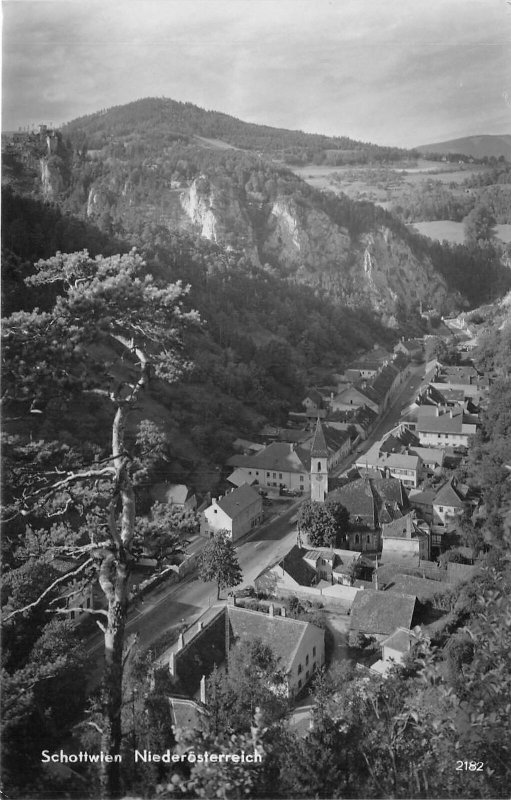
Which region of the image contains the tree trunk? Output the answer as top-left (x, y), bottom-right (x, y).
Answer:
top-left (100, 595), bottom-right (127, 798)
top-left (98, 404), bottom-right (135, 798)
top-left (217, 581), bottom-right (221, 601)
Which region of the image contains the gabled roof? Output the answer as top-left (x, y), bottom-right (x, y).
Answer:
top-left (433, 480), bottom-right (466, 509)
top-left (350, 590), bottom-right (417, 636)
top-left (227, 469), bottom-right (257, 488)
top-left (214, 484), bottom-right (261, 518)
top-left (151, 483), bottom-right (192, 505)
top-left (303, 388), bottom-right (323, 406)
top-left (381, 627), bottom-right (420, 653)
top-left (228, 605), bottom-right (322, 674)
top-left (327, 478), bottom-right (376, 527)
top-left (382, 513), bottom-right (419, 539)
top-left (227, 442), bottom-right (309, 473)
top-left (416, 407), bottom-right (467, 434)
top-left (280, 545), bottom-right (318, 586)
top-left (371, 364), bottom-right (399, 402)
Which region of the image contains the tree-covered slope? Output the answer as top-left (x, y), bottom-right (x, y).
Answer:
top-left (63, 97), bottom-right (418, 166)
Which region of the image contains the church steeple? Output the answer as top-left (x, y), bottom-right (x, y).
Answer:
top-left (310, 418), bottom-right (328, 503)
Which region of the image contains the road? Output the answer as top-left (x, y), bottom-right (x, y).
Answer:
top-left (87, 499), bottom-right (302, 669)
top-left (331, 362), bottom-right (425, 477)
top-left (87, 361), bottom-right (426, 668)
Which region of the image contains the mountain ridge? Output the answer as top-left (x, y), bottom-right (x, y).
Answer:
top-left (416, 134), bottom-right (511, 161)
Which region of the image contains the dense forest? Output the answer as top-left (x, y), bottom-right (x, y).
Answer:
top-left (63, 97), bottom-right (418, 166)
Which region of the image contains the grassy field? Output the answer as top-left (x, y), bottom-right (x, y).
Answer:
top-left (410, 221), bottom-right (511, 245)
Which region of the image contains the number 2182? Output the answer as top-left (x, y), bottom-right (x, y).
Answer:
top-left (456, 761), bottom-right (483, 771)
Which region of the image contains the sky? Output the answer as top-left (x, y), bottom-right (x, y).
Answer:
top-left (2, 0), bottom-right (510, 148)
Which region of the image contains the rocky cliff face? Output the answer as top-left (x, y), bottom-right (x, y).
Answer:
top-left (40, 158), bottom-right (64, 200)
top-left (179, 178), bottom-right (453, 315)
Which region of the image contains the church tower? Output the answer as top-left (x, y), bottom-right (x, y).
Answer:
top-left (310, 418), bottom-right (329, 503)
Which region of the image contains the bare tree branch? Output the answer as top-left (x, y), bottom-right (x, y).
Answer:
top-left (49, 606), bottom-right (109, 619)
top-left (2, 558), bottom-right (94, 622)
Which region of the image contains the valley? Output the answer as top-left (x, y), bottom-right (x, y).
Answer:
top-left (2, 96), bottom-right (511, 800)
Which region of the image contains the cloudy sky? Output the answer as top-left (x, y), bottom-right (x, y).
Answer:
top-left (2, 0), bottom-right (510, 147)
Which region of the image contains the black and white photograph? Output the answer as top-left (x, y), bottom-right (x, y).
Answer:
top-left (2, 1), bottom-right (511, 798)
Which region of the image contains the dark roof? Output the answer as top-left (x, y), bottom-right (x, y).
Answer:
top-left (433, 480), bottom-right (466, 509)
top-left (216, 484), bottom-right (261, 518)
top-left (280, 546), bottom-right (318, 586)
top-left (327, 478), bottom-right (375, 527)
top-left (228, 606), bottom-right (320, 674)
top-left (371, 364), bottom-right (399, 402)
top-left (381, 513), bottom-right (417, 539)
top-left (350, 590), bottom-right (417, 636)
top-left (303, 388), bottom-right (324, 406)
top-left (372, 477), bottom-right (405, 507)
top-left (384, 575), bottom-right (450, 602)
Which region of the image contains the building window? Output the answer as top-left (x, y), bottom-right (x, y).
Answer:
top-left (313, 646), bottom-right (316, 657)
top-left (306, 654), bottom-right (309, 665)
top-left (266, 472), bottom-right (270, 477)
top-left (273, 472), bottom-right (276, 478)
top-left (438, 506), bottom-right (444, 512)
top-left (279, 473), bottom-right (282, 478)
top-left (300, 475), bottom-right (304, 482)
top-left (306, 670), bottom-right (310, 679)
top-left (298, 663), bottom-right (302, 674)
top-left (298, 679), bottom-right (302, 688)
top-left (317, 462), bottom-right (322, 471)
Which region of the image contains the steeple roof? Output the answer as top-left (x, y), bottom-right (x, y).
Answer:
top-left (310, 418), bottom-right (328, 459)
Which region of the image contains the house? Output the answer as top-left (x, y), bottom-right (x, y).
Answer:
top-left (327, 475), bottom-right (408, 552)
top-left (255, 545), bottom-right (363, 593)
top-left (161, 602), bottom-right (325, 699)
top-left (348, 589), bottom-right (418, 645)
top-left (227, 468), bottom-right (258, 488)
top-left (255, 545), bottom-right (319, 594)
top-left (226, 442), bottom-right (310, 493)
top-left (200, 484), bottom-right (263, 541)
top-left (326, 405), bottom-right (378, 440)
top-left (371, 627), bottom-right (421, 675)
top-left (330, 384), bottom-right (381, 415)
top-left (432, 479), bottom-right (467, 531)
top-left (416, 406), bottom-right (478, 448)
top-left (150, 483), bottom-right (197, 510)
top-left (394, 338), bottom-right (424, 359)
top-left (303, 548), bottom-right (362, 586)
top-left (302, 388), bottom-right (325, 414)
top-left (381, 512), bottom-right (430, 562)
top-left (355, 446), bottom-right (422, 488)
top-left (370, 363), bottom-right (401, 411)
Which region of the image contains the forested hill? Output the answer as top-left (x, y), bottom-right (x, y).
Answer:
top-left (63, 97), bottom-right (418, 166)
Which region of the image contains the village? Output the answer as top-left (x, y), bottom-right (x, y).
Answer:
top-left (54, 314), bottom-right (494, 735)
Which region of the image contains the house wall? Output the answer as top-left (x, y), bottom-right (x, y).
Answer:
top-left (382, 644), bottom-right (407, 664)
top-left (331, 387), bottom-right (379, 414)
top-left (418, 430), bottom-right (471, 448)
top-left (243, 467), bottom-right (310, 493)
top-left (432, 503), bottom-right (464, 529)
top-left (288, 624), bottom-right (325, 697)
top-left (201, 496), bottom-right (263, 541)
top-left (348, 529), bottom-right (380, 552)
top-left (382, 537), bottom-right (425, 560)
